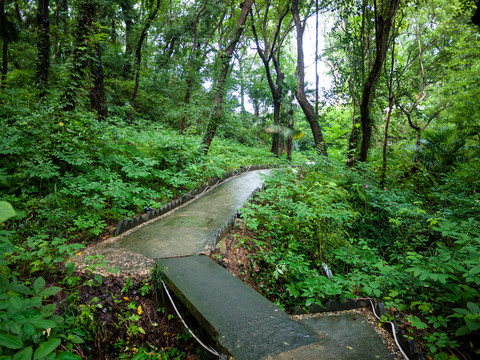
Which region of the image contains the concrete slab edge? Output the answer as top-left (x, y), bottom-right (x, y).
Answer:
top-left (113, 164), bottom-right (276, 237)
top-left (298, 298), bottom-right (425, 360)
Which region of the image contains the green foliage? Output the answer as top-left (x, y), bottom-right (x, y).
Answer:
top-left (239, 156), bottom-right (480, 356)
top-left (419, 126), bottom-right (469, 175)
top-left (0, 274), bottom-right (81, 359)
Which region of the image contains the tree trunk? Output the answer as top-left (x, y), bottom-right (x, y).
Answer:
top-left (287, 106), bottom-right (294, 162)
top-left (54, 0), bottom-right (59, 62)
top-left (35, 0), bottom-right (50, 96)
top-left (62, 0), bottom-right (96, 111)
top-left (292, 0), bottom-right (327, 157)
top-left (180, 0), bottom-right (208, 134)
top-left (202, 0), bottom-right (255, 155)
top-left (0, 0), bottom-right (7, 89)
top-left (250, 4), bottom-right (289, 157)
top-left (346, 118), bottom-right (360, 167)
top-left (90, 43), bottom-right (108, 119)
top-left (359, 0), bottom-right (400, 162)
top-left (128, 0), bottom-right (160, 122)
top-left (121, 0), bottom-right (135, 77)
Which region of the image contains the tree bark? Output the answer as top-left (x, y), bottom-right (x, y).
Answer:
top-left (180, 0), bottom-right (208, 134)
top-left (90, 43), bottom-right (108, 119)
top-left (121, 0), bottom-right (136, 77)
top-left (128, 0), bottom-right (160, 121)
top-left (250, 4), bottom-right (289, 157)
top-left (62, 0), bottom-right (96, 111)
top-left (359, 0), bottom-right (400, 162)
top-left (292, 0), bottom-right (327, 157)
top-left (0, 0), bottom-right (7, 89)
top-left (380, 25), bottom-right (396, 187)
top-left (35, 0), bottom-right (50, 96)
top-left (202, 0), bottom-right (255, 155)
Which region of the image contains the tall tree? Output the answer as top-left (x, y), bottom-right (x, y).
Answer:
top-left (202, 0), bottom-right (255, 155)
top-left (90, 43), bottom-right (108, 119)
top-left (53, 0), bottom-right (68, 63)
top-left (35, 0), bottom-right (50, 96)
top-left (0, 0), bottom-right (7, 88)
top-left (62, 0), bottom-right (96, 111)
top-left (291, 0), bottom-right (327, 156)
top-left (179, 0), bottom-right (208, 134)
top-left (128, 0), bottom-right (160, 121)
top-left (120, 0), bottom-right (136, 77)
top-left (251, 1), bottom-right (292, 157)
top-left (380, 21), bottom-right (396, 187)
top-left (359, 0), bottom-right (400, 162)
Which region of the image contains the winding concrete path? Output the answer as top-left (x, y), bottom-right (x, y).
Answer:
top-left (79, 169), bottom-right (396, 359)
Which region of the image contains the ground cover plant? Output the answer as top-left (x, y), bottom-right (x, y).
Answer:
top-left (235, 158), bottom-right (480, 359)
top-left (0, 105), bottom-right (286, 358)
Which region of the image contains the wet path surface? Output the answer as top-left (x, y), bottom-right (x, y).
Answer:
top-left (77, 169), bottom-right (397, 359)
top-left (115, 169), bottom-right (271, 258)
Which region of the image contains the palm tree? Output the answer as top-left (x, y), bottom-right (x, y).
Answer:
top-left (418, 126), bottom-right (468, 174)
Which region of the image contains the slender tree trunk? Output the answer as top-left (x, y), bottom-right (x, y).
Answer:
top-left (251, 4), bottom-right (289, 157)
top-left (90, 43), bottom-right (108, 119)
top-left (35, 0), bottom-right (50, 96)
top-left (359, 0), bottom-right (400, 162)
top-left (121, 0), bottom-right (135, 77)
top-left (62, 0), bottom-right (68, 35)
top-left (292, 0), bottom-right (327, 157)
top-left (53, 0), bottom-right (59, 63)
top-left (180, 0), bottom-right (208, 134)
top-left (380, 21), bottom-right (397, 186)
top-left (287, 106), bottom-right (294, 162)
top-left (202, 0), bottom-right (255, 155)
top-left (346, 0), bottom-right (367, 167)
top-left (128, 0), bottom-right (160, 121)
top-left (0, 0), bottom-right (7, 89)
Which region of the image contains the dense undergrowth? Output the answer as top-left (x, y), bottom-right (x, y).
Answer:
top-left (0, 103), bottom-right (288, 359)
top-left (239, 158), bottom-right (480, 359)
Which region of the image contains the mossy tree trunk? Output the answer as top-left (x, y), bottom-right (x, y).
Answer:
top-left (62, 0), bottom-right (96, 111)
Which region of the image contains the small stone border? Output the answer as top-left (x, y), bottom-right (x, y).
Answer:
top-left (113, 164), bottom-right (275, 237)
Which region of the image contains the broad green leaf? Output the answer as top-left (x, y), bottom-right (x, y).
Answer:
top-left (13, 347), bottom-right (33, 360)
top-left (32, 278), bottom-right (46, 294)
top-left (56, 352), bottom-right (82, 360)
top-left (33, 338), bottom-right (61, 360)
top-left (0, 202), bottom-right (16, 223)
top-left (467, 302), bottom-right (479, 315)
top-left (455, 325), bottom-right (471, 336)
top-left (0, 332), bottom-right (24, 349)
top-left (7, 296), bottom-right (24, 314)
top-left (29, 319), bottom-right (56, 330)
top-left (453, 308), bottom-right (470, 316)
top-left (39, 304), bottom-right (56, 318)
top-left (39, 287), bottom-right (62, 298)
top-left (466, 320), bottom-right (480, 331)
top-left (407, 316), bottom-right (428, 330)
